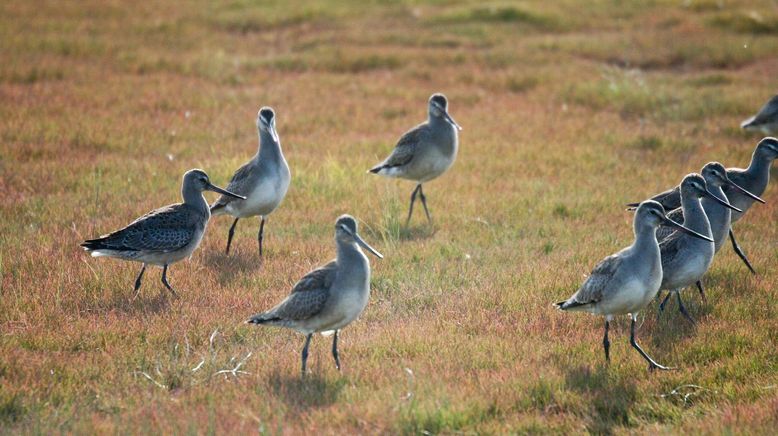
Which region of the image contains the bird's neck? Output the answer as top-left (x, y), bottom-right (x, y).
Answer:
top-left (681, 195), bottom-right (711, 236)
top-left (257, 130), bottom-right (284, 162)
top-left (701, 183), bottom-right (730, 245)
top-left (634, 223), bottom-right (660, 252)
top-left (182, 185), bottom-right (209, 216)
top-left (745, 150), bottom-right (772, 187)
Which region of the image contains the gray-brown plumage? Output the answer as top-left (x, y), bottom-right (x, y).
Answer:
top-left (210, 107), bottom-right (291, 255)
top-left (81, 169), bottom-right (244, 297)
top-left (369, 93), bottom-right (461, 225)
top-left (741, 95), bottom-right (778, 134)
top-left (247, 215), bottom-right (383, 376)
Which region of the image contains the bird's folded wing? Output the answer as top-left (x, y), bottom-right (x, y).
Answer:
top-left (650, 186), bottom-right (682, 211)
top-left (380, 125), bottom-right (429, 168)
top-left (268, 261), bottom-right (338, 320)
top-left (213, 162), bottom-right (255, 207)
top-left (573, 254), bottom-right (623, 305)
top-left (101, 204), bottom-right (196, 252)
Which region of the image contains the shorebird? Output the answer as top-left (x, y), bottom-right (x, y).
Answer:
top-left (638, 163), bottom-right (762, 302)
top-left (555, 201), bottom-right (711, 370)
top-left (81, 169), bottom-right (245, 297)
top-left (211, 107), bottom-right (291, 255)
top-left (656, 174), bottom-right (738, 323)
top-left (720, 137), bottom-right (778, 271)
top-left (369, 93), bottom-right (461, 225)
top-left (247, 215), bottom-right (383, 376)
top-left (741, 95), bottom-right (778, 135)
top-left (630, 138), bottom-right (776, 273)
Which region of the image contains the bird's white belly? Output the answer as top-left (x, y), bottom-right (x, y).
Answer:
top-left (228, 178), bottom-right (288, 218)
top-left (139, 226), bottom-right (206, 266)
top-left (313, 288), bottom-right (369, 333)
top-left (664, 253), bottom-right (710, 290)
top-left (419, 149), bottom-right (455, 182)
top-left (598, 278), bottom-right (658, 315)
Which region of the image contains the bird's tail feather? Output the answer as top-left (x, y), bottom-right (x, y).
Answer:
top-left (741, 116), bottom-right (757, 129)
top-left (247, 313), bottom-right (281, 325)
top-left (554, 299), bottom-right (591, 311)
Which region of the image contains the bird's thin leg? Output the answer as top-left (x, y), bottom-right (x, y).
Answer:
top-left (161, 264), bottom-right (178, 298)
top-left (406, 184), bottom-right (420, 225)
top-left (696, 280), bottom-right (707, 304)
top-left (132, 264), bottom-right (146, 299)
top-left (602, 319), bottom-right (611, 364)
top-left (729, 228), bottom-right (756, 275)
top-left (226, 218), bottom-right (239, 254)
top-left (676, 292), bottom-right (696, 324)
top-left (658, 291), bottom-right (672, 312)
top-left (629, 314), bottom-right (672, 371)
top-left (332, 330), bottom-right (341, 371)
top-left (418, 184), bottom-right (432, 224)
top-left (258, 216), bottom-right (266, 257)
top-left (301, 333), bottom-right (313, 377)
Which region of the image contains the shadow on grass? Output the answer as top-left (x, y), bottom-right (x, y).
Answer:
top-left (396, 224), bottom-right (437, 242)
top-left (648, 291), bottom-right (707, 352)
top-left (266, 369), bottom-right (346, 412)
top-left (203, 250), bottom-right (263, 285)
top-left (564, 365), bottom-right (638, 435)
top-left (104, 289), bottom-right (173, 315)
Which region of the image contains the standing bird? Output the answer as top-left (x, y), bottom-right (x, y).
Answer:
top-left (210, 107), bottom-right (291, 255)
top-left (720, 137), bottom-right (778, 272)
top-left (630, 138), bottom-right (776, 273)
top-left (247, 215), bottom-right (383, 376)
top-left (741, 95), bottom-right (778, 135)
top-left (656, 174), bottom-right (739, 323)
top-left (555, 201), bottom-right (712, 370)
top-left (369, 93), bottom-right (461, 225)
top-left (632, 163), bottom-right (763, 302)
top-left (81, 169), bottom-right (244, 297)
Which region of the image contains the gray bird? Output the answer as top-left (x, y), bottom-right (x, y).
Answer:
top-left (555, 201), bottom-right (711, 370)
top-left (741, 95), bottom-right (778, 135)
top-left (81, 169), bottom-right (244, 297)
top-left (369, 93), bottom-right (461, 225)
top-left (211, 107), bottom-right (291, 255)
top-left (656, 174), bottom-right (739, 323)
top-left (633, 163), bottom-right (762, 302)
top-left (630, 138), bottom-right (776, 273)
top-left (247, 215), bottom-right (383, 376)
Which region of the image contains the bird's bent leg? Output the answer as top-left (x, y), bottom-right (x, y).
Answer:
top-left (226, 218), bottom-right (239, 254)
top-left (676, 292), bottom-right (696, 324)
top-left (133, 263), bottom-right (146, 299)
top-left (729, 228), bottom-right (756, 275)
top-left (406, 184), bottom-right (421, 225)
top-left (629, 314), bottom-right (671, 371)
top-left (696, 280), bottom-right (707, 304)
top-left (418, 184), bottom-right (432, 224)
top-left (658, 291), bottom-right (672, 312)
top-left (161, 264), bottom-right (178, 298)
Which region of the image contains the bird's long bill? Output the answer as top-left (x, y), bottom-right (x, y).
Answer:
top-left (352, 232), bottom-right (384, 259)
top-left (726, 179), bottom-right (765, 204)
top-left (207, 183), bottom-right (246, 200)
top-left (268, 123), bottom-right (280, 143)
top-left (704, 188), bottom-right (742, 212)
top-left (444, 111), bottom-right (462, 131)
top-left (662, 217), bottom-right (714, 242)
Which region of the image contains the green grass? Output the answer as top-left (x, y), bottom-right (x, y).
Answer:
top-left (1, 0), bottom-right (777, 433)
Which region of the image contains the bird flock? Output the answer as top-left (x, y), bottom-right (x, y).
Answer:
top-left (82, 93), bottom-right (777, 375)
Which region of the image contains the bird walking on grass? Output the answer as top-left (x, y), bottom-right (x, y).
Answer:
top-left (655, 174), bottom-right (739, 323)
top-left (369, 93), bottom-right (461, 225)
top-left (630, 138), bottom-right (776, 274)
top-left (81, 169), bottom-right (245, 297)
top-left (630, 162), bottom-right (763, 302)
top-left (210, 107), bottom-right (291, 255)
top-left (555, 201), bottom-right (712, 370)
top-left (741, 95), bottom-right (778, 135)
top-left (247, 215), bottom-right (383, 376)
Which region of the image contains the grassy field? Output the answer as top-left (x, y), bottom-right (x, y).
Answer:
top-left (1, 0), bottom-right (777, 433)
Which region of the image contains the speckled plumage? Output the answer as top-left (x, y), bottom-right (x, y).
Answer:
top-left (247, 215), bottom-right (383, 375)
